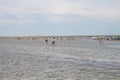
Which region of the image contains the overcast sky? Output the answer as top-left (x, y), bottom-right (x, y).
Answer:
top-left (0, 0), bottom-right (120, 36)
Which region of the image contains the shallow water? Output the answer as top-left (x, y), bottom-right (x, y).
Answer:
top-left (0, 38), bottom-right (120, 80)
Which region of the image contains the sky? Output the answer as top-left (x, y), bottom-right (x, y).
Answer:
top-left (0, 0), bottom-right (120, 36)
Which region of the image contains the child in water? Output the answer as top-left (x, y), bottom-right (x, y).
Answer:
top-left (45, 37), bottom-right (48, 44)
top-left (52, 37), bottom-right (55, 45)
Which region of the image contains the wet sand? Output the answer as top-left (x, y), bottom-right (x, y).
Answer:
top-left (0, 38), bottom-right (120, 80)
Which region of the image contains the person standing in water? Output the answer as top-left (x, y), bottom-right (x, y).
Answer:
top-left (99, 37), bottom-right (105, 45)
top-left (52, 37), bottom-right (56, 45)
top-left (45, 37), bottom-right (48, 44)
top-left (99, 37), bottom-right (102, 45)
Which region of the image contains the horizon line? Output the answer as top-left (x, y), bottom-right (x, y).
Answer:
top-left (0, 35), bottom-right (120, 37)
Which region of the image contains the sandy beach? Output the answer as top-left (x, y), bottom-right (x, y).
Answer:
top-left (0, 37), bottom-right (120, 80)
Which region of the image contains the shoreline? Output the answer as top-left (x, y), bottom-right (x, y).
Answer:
top-left (0, 35), bottom-right (120, 41)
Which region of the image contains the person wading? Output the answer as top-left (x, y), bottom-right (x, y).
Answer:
top-left (52, 37), bottom-right (56, 45)
top-left (45, 37), bottom-right (48, 44)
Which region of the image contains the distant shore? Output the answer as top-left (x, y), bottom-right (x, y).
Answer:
top-left (0, 35), bottom-right (120, 41)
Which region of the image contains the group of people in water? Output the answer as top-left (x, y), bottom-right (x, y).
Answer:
top-left (45, 36), bottom-right (106, 46)
top-left (45, 37), bottom-right (56, 45)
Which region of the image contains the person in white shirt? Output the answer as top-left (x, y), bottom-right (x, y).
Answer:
top-left (52, 37), bottom-right (56, 45)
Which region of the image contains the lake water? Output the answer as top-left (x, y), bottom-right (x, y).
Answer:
top-left (0, 38), bottom-right (120, 80)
